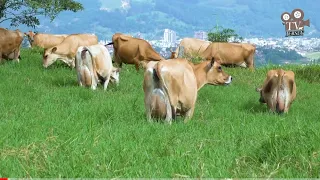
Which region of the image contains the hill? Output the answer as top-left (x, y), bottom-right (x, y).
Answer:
top-left (0, 0), bottom-right (319, 40)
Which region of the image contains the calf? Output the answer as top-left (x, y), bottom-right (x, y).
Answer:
top-left (256, 69), bottom-right (296, 114)
top-left (75, 44), bottom-right (120, 90)
top-left (143, 58), bottom-right (232, 124)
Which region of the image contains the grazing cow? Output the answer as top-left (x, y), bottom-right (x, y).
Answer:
top-left (43, 33), bottom-right (98, 68)
top-left (256, 69), bottom-right (296, 114)
top-left (107, 33), bottom-right (165, 71)
top-left (200, 42), bottom-right (256, 70)
top-left (174, 38), bottom-right (211, 58)
top-left (0, 28), bottom-right (24, 62)
top-left (75, 44), bottom-right (120, 90)
top-left (24, 31), bottom-right (68, 49)
top-left (143, 58), bottom-right (232, 124)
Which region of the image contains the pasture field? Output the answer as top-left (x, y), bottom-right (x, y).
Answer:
top-left (0, 48), bottom-right (320, 178)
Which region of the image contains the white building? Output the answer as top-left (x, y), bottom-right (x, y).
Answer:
top-left (194, 31), bottom-right (208, 40)
top-left (163, 29), bottom-right (177, 47)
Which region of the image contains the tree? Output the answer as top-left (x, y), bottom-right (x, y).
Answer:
top-left (0, 0), bottom-right (83, 28)
top-left (207, 26), bottom-right (243, 43)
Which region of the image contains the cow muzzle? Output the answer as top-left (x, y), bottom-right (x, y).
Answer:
top-left (225, 76), bottom-right (232, 85)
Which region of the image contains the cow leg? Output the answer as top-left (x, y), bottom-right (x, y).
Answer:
top-left (13, 49), bottom-right (20, 63)
top-left (103, 75), bottom-right (111, 90)
top-left (246, 54), bottom-right (255, 71)
top-left (0, 52), bottom-right (3, 63)
top-left (90, 72), bottom-right (97, 90)
top-left (183, 107), bottom-right (195, 123)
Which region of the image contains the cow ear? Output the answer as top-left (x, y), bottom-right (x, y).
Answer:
top-left (52, 47), bottom-right (57, 53)
top-left (119, 35), bottom-right (129, 41)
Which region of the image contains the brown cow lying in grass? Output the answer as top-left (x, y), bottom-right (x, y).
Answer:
top-left (143, 58), bottom-right (232, 124)
top-left (256, 69), bottom-right (296, 114)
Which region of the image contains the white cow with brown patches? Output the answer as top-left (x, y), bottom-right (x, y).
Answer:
top-left (256, 69), bottom-right (296, 114)
top-left (143, 58), bottom-right (232, 124)
top-left (75, 44), bottom-right (120, 90)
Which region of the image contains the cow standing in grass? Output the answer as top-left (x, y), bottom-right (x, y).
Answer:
top-left (24, 31), bottom-right (68, 49)
top-left (143, 58), bottom-right (232, 124)
top-left (43, 33), bottom-right (98, 68)
top-left (256, 69), bottom-right (296, 114)
top-left (0, 28), bottom-right (24, 63)
top-left (107, 33), bottom-right (165, 71)
top-left (75, 44), bottom-right (120, 90)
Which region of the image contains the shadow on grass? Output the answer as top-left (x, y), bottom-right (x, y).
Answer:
top-left (242, 99), bottom-right (268, 114)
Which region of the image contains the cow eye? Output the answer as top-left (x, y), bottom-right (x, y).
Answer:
top-left (218, 66), bottom-right (222, 71)
top-left (44, 55), bottom-right (48, 58)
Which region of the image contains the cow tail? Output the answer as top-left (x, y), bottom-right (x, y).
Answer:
top-left (75, 48), bottom-right (84, 85)
top-left (106, 42), bottom-right (114, 46)
top-left (155, 64), bottom-right (176, 120)
top-left (276, 73), bottom-right (286, 113)
top-left (82, 47), bottom-right (99, 87)
top-left (174, 46), bottom-right (180, 58)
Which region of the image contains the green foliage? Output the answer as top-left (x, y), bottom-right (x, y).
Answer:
top-left (0, 0), bottom-right (83, 27)
top-left (295, 64), bottom-right (320, 83)
top-left (207, 26), bottom-right (243, 43)
top-left (0, 49), bottom-right (320, 177)
top-left (257, 47), bottom-right (304, 65)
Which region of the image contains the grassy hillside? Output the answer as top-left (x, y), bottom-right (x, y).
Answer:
top-left (0, 49), bottom-right (320, 177)
top-left (306, 52), bottom-right (320, 60)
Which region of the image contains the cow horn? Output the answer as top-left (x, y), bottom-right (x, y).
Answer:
top-left (106, 42), bottom-right (114, 46)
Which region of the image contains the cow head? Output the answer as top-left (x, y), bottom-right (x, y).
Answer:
top-left (24, 31), bottom-right (36, 44)
top-left (110, 67), bottom-right (121, 85)
top-left (170, 48), bottom-right (177, 59)
top-left (257, 69), bottom-right (296, 114)
top-left (205, 58), bottom-right (232, 85)
top-left (43, 47), bottom-right (74, 68)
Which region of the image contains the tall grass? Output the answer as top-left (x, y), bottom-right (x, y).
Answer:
top-left (0, 48), bottom-right (319, 178)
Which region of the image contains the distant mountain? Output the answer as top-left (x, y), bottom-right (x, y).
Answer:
top-left (1, 0), bottom-right (319, 40)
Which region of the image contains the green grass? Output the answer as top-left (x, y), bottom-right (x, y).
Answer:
top-left (305, 52), bottom-right (320, 60)
top-left (0, 48), bottom-right (319, 178)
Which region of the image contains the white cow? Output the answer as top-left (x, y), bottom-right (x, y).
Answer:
top-left (75, 44), bottom-right (120, 90)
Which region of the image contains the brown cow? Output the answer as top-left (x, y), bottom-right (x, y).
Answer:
top-left (201, 42), bottom-right (256, 70)
top-left (174, 38), bottom-right (211, 58)
top-left (0, 28), bottom-right (24, 63)
top-left (256, 69), bottom-right (296, 114)
top-left (24, 31), bottom-right (68, 49)
top-left (143, 58), bottom-right (232, 124)
top-left (108, 33), bottom-right (165, 71)
top-left (43, 33), bottom-right (98, 68)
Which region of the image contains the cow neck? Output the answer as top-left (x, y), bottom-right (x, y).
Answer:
top-left (192, 61), bottom-right (210, 90)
